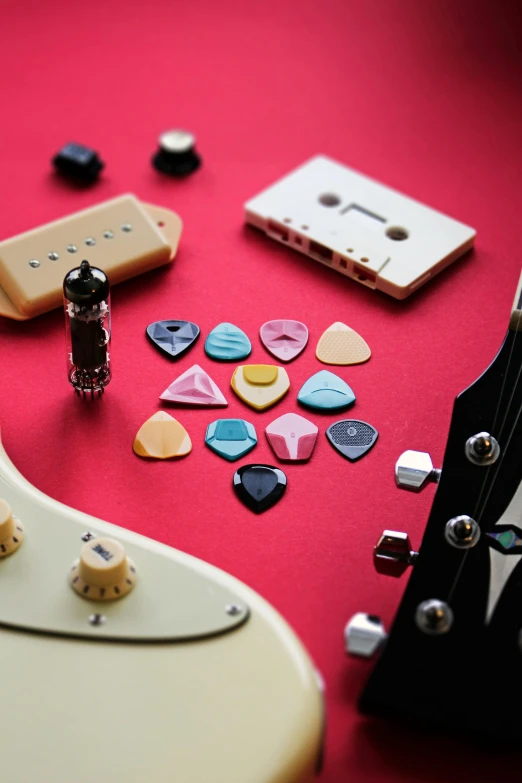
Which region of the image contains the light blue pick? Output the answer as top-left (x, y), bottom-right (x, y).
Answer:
top-left (297, 370), bottom-right (356, 411)
top-left (205, 322), bottom-right (252, 361)
top-left (205, 419), bottom-right (257, 461)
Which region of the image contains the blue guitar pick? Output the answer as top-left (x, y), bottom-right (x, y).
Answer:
top-left (205, 419), bottom-right (257, 461)
top-left (297, 370), bottom-right (355, 411)
top-left (205, 323), bottom-right (252, 361)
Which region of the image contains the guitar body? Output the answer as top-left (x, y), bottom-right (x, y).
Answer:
top-left (0, 440), bottom-right (323, 782)
top-left (357, 272), bottom-right (522, 743)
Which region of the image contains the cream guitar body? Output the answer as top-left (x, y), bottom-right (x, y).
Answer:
top-left (0, 437), bottom-right (323, 783)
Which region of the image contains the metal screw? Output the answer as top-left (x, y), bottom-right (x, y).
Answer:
top-left (445, 515), bottom-right (481, 549)
top-left (28, 259), bottom-right (40, 268)
top-left (81, 532), bottom-right (95, 541)
top-left (48, 251), bottom-right (59, 261)
top-left (415, 599), bottom-right (453, 635)
top-left (121, 223), bottom-right (132, 232)
top-left (89, 614), bottom-right (106, 626)
top-left (67, 244), bottom-right (78, 253)
top-left (465, 432), bottom-right (500, 466)
top-left (103, 230), bottom-right (114, 239)
top-left (85, 237), bottom-right (96, 246)
top-left (226, 604), bottom-right (242, 616)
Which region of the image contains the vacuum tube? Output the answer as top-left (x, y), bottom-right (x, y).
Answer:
top-left (64, 260), bottom-right (111, 397)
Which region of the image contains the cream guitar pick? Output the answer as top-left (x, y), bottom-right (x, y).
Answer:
top-left (316, 322), bottom-right (371, 365)
top-left (133, 411), bottom-right (192, 458)
top-left (231, 364), bottom-right (290, 411)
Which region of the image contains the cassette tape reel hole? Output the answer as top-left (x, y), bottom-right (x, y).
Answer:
top-left (318, 193), bottom-right (341, 207)
top-left (386, 226), bottom-right (409, 241)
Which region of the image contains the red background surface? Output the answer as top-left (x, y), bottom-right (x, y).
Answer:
top-left (1, 1), bottom-right (522, 780)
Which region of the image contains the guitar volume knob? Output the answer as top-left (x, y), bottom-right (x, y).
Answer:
top-left (70, 536), bottom-right (136, 601)
top-left (0, 499), bottom-right (24, 557)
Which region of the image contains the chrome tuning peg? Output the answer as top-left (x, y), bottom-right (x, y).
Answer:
top-left (395, 450), bottom-right (441, 492)
top-left (344, 613), bottom-right (387, 658)
top-left (374, 530), bottom-right (418, 577)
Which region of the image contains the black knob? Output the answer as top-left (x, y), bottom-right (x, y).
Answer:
top-left (152, 130), bottom-right (201, 176)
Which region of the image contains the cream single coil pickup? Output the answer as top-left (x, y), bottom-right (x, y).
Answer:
top-left (0, 194), bottom-right (182, 320)
top-left (245, 155), bottom-right (476, 299)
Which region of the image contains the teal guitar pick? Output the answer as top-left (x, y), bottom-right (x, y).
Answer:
top-left (205, 323), bottom-right (252, 361)
top-left (297, 370), bottom-right (355, 411)
top-left (205, 419), bottom-right (257, 461)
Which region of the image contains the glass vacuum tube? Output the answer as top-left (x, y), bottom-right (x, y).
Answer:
top-left (64, 259), bottom-right (111, 397)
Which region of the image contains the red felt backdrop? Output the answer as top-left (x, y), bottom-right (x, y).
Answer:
top-left (1, 1), bottom-right (521, 780)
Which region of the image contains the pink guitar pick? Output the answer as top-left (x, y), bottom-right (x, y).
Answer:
top-left (160, 364), bottom-right (227, 406)
top-left (265, 412), bottom-right (318, 462)
top-left (260, 320), bottom-right (308, 362)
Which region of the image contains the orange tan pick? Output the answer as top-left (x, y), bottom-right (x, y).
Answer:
top-left (133, 411), bottom-right (192, 459)
top-left (316, 322), bottom-right (371, 365)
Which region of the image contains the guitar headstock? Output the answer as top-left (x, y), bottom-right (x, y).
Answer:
top-left (347, 270), bottom-right (522, 741)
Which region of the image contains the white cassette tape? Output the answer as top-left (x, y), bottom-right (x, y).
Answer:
top-left (244, 156), bottom-right (476, 299)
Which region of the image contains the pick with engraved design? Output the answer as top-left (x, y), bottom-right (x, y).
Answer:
top-left (133, 411), bottom-right (192, 458)
top-left (297, 370), bottom-right (355, 411)
top-left (326, 419), bottom-right (378, 461)
top-left (265, 412), bottom-right (318, 462)
top-left (316, 322), bottom-right (371, 365)
top-left (231, 364), bottom-right (290, 410)
top-left (205, 322), bottom-right (252, 361)
top-left (160, 364), bottom-right (227, 406)
top-left (260, 320), bottom-right (308, 362)
top-left (205, 419), bottom-right (257, 461)
top-left (233, 464), bottom-right (287, 513)
top-left (146, 320), bottom-right (200, 360)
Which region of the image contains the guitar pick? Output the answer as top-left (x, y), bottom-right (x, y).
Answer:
top-left (231, 364), bottom-right (290, 411)
top-left (205, 419), bottom-right (257, 461)
top-left (133, 411), bottom-right (192, 458)
top-left (205, 322), bottom-right (252, 361)
top-left (326, 419), bottom-right (378, 461)
top-left (146, 320), bottom-right (200, 360)
top-left (160, 364), bottom-right (227, 406)
top-left (233, 464), bottom-right (287, 513)
top-left (297, 370), bottom-right (355, 411)
top-left (265, 413), bottom-right (318, 462)
top-left (259, 320), bottom-right (308, 362)
top-left (316, 322), bottom-right (371, 365)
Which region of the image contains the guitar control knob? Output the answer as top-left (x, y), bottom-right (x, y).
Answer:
top-left (69, 536), bottom-right (136, 601)
top-left (374, 530), bottom-right (418, 577)
top-left (395, 450), bottom-right (441, 491)
top-left (0, 499), bottom-right (24, 557)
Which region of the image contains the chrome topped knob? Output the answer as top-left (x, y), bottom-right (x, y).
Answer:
top-left (395, 450), bottom-right (441, 491)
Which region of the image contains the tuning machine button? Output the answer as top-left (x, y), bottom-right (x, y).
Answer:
top-left (0, 499), bottom-right (24, 557)
top-left (395, 450), bottom-right (441, 491)
top-left (374, 530), bottom-right (418, 577)
top-left (344, 613), bottom-right (387, 657)
top-left (70, 536), bottom-right (136, 601)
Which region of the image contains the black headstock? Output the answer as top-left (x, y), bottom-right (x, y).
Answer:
top-left (349, 272), bottom-right (522, 743)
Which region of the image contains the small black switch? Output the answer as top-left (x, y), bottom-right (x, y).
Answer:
top-left (52, 142), bottom-right (104, 183)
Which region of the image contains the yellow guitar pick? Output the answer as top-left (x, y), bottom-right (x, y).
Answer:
top-left (231, 364), bottom-right (290, 411)
top-left (133, 411), bottom-right (192, 459)
top-left (316, 322), bottom-right (371, 365)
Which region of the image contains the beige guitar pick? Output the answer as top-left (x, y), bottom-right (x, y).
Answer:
top-left (316, 322), bottom-right (371, 365)
top-left (133, 411), bottom-right (192, 458)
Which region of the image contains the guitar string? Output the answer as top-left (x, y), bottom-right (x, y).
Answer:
top-left (471, 304), bottom-right (522, 523)
top-left (447, 306), bottom-right (522, 603)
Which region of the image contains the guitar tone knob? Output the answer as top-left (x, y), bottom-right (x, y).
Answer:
top-left (0, 499), bottom-right (24, 557)
top-left (395, 450), bottom-right (441, 492)
top-left (69, 536), bottom-right (137, 601)
top-left (374, 530), bottom-right (418, 577)
top-left (345, 613), bottom-right (387, 658)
